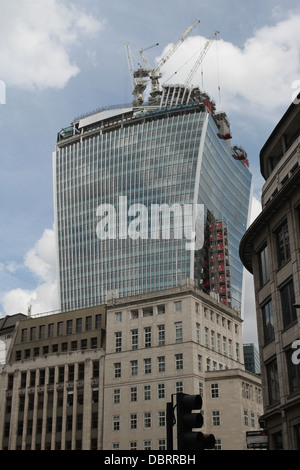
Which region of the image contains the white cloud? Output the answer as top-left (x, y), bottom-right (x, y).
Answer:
top-left (0, 0), bottom-right (104, 90)
top-left (1, 228), bottom-right (59, 316)
top-left (159, 14), bottom-right (300, 121)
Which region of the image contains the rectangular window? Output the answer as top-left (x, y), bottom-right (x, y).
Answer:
top-left (158, 324), bottom-right (165, 346)
top-left (212, 410), bottom-right (220, 426)
top-left (130, 414), bottom-right (137, 429)
top-left (144, 358), bottom-right (151, 374)
top-left (262, 298), bottom-right (275, 343)
top-left (76, 318), bottom-right (82, 333)
top-left (174, 301), bottom-right (182, 312)
top-left (144, 327), bottom-right (152, 348)
top-left (144, 385), bottom-right (151, 400)
top-left (66, 320), bottom-right (72, 334)
top-left (158, 383), bottom-right (165, 399)
top-left (266, 359), bottom-right (280, 405)
top-left (280, 279), bottom-right (296, 328)
top-left (113, 389), bottom-right (120, 404)
top-left (175, 322), bottom-right (183, 343)
top-left (85, 316), bottom-right (92, 330)
top-left (130, 387), bottom-right (137, 402)
top-left (277, 220), bottom-right (291, 267)
top-left (211, 383), bottom-right (219, 398)
top-left (131, 360), bottom-right (138, 376)
top-left (175, 353), bottom-right (183, 370)
top-left (131, 329), bottom-right (138, 349)
top-left (114, 363), bottom-right (121, 378)
top-left (158, 356), bottom-right (165, 372)
top-left (259, 244), bottom-right (270, 285)
top-left (115, 332), bottom-right (122, 352)
top-left (144, 412), bottom-right (151, 428)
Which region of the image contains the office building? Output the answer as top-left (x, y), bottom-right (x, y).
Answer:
top-left (240, 97), bottom-right (300, 449)
top-left (54, 84), bottom-right (252, 312)
top-left (0, 306), bottom-right (106, 450)
top-left (243, 343), bottom-right (261, 375)
top-left (0, 282), bottom-right (263, 450)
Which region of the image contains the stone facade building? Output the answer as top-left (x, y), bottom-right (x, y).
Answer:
top-left (240, 98), bottom-right (300, 449)
top-left (0, 282), bottom-right (263, 450)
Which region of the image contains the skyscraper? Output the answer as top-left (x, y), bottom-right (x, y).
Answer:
top-left (54, 82), bottom-right (252, 312)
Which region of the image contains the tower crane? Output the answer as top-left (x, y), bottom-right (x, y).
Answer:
top-left (140, 19), bottom-right (200, 104)
top-left (125, 42), bottom-right (149, 106)
top-left (184, 31), bottom-right (219, 87)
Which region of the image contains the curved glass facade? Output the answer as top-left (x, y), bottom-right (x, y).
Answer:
top-left (55, 101), bottom-right (252, 312)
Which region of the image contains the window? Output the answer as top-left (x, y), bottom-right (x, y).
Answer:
top-left (158, 411), bottom-right (166, 427)
top-left (115, 332), bottom-right (122, 352)
top-left (30, 327), bottom-right (36, 341)
top-left (175, 322), bottom-right (183, 343)
top-left (113, 415), bottom-right (120, 431)
top-left (211, 383), bottom-right (219, 398)
top-left (266, 359), bottom-right (280, 405)
top-left (205, 327), bottom-right (209, 347)
top-left (114, 363), bottom-right (121, 378)
top-left (57, 321), bottom-right (63, 335)
top-left (130, 414), bottom-right (138, 429)
top-left (131, 360), bottom-right (138, 376)
top-left (144, 327), bottom-right (151, 348)
top-left (196, 323), bottom-right (200, 343)
top-left (131, 329), bottom-right (138, 349)
top-left (95, 314), bottom-right (102, 329)
top-left (76, 318), bottom-right (82, 333)
top-left (113, 389), bottom-right (120, 404)
top-left (39, 325), bottom-right (45, 339)
top-left (86, 316), bottom-right (92, 330)
top-left (130, 387), bottom-right (137, 402)
top-left (115, 312), bottom-right (122, 322)
top-left (142, 306), bottom-right (153, 317)
top-left (78, 363), bottom-right (84, 380)
top-left (174, 301), bottom-right (182, 312)
top-left (67, 320), bottom-right (72, 334)
top-left (21, 329), bottom-right (27, 342)
top-left (244, 410), bottom-right (249, 426)
top-left (144, 385), bottom-right (151, 400)
top-left (158, 356), bottom-right (165, 372)
top-left (262, 299), bottom-right (275, 343)
top-left (157, 304), bottom-right (165, 314)
top-left (130, 309), bottom-right (138, 319)
top-left (175, 353), bottom-right (183, 370)
top-left (144, 358), bottom-right (151, 374)
top-left (198, 354), bottom-right (202, 371)
top-left (158, 325), bottom-right (165, 346)
top-left (259, 244), bottom-right (270, 285)
top-left (277, 220), bottom-right (291, 267)
top-left (144, 412), bottom-right (151, 428)
top-left (212, 410), bottom-right (220, 426)
top-left (280, 279), bottom-right (296, 328)
top-left (158, 383), bottom-right (165, 399)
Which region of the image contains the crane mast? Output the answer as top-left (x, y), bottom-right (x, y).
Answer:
top-left (184, 31), bottom-right (219, 87)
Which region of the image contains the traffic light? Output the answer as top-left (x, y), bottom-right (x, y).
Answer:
top-left (176, 392), bottom-right (216, 450)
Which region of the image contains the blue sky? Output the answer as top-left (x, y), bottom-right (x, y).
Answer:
top-left (1, 0), bottom-right (300, 346)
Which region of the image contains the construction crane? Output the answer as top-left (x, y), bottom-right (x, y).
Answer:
top-left (140, 19), bottom-right (200, 104)
top-left (184, 31), bottom-right (219, 87)
top-left (125, 43), bottom-right (135, 90)
top-left (125, 42), bottom-right (149, 106)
